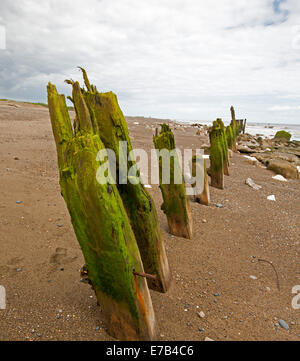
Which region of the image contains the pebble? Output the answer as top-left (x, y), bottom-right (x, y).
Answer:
top-left (184, 303), bottom-right (190, 310)
top-left (272, 175), bottom-right (287, 182)
top-left (96, 326), bottom-right (100, 331)
top-left (205, 337), bottom-right (214, 341)
top-left (214, 293), bottom-right (220, 297)
top-left (37, 333), bottom-right (42, 338)
top-left (245, 178), bottom-right (262, 190)
top-left (56, 314), bottom-right (61, 319)
top-left (16, 201), bottom-right (23, 204)
top-left (278, 319), bottom-right (290, 330)
top-left (216, 204), bottom-right (223, 208)
top-left (16, 268), bottom-right (23, 272)
top-left (197, 311), bottom-right (205, 319)
top-left (250, 275), bottom-right (258, 280)
top-left (57, 224), bottom-right (63, 228)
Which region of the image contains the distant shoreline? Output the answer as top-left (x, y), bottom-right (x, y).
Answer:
top-left (1, 99), bottom-right (299, 140)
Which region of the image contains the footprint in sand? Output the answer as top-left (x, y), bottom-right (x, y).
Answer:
top-left (7, 257), bottom-right (24, 266)
top-left (50, 248), bottom-right (78, 267)
top-left (0, 257), bottom-right (25, 276)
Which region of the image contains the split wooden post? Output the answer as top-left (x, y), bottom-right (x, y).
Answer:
top-left (153, 124), bottom-right (193, 239)
top-left (47, 83), bottom-right (157, 341)
top-left (71, 68), bottom-right (171, 293)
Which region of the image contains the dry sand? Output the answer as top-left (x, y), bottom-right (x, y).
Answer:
top-left (0, 100), bottom-right (299, 341)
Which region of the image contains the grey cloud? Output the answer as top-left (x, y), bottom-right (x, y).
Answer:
top-left (0, 0), bottom-right (300, 124)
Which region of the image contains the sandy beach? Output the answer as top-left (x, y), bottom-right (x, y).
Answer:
top-left (0, 100), bottom-right (299, 341)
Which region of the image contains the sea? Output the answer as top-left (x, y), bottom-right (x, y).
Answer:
top-left (242, 122), bottom-right (300, 141)
top-left (175, 120), bottom-right (300, 141)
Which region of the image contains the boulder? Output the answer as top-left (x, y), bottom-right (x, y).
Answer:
top-left (237, 145), bottom-right (257, 154)
top-left (267, 159), bottom-right (299, 179)
top-left (252, 152), bottom-right (299, 166)
top-left (274, 131), bottom-right (292, 142)
top-left (243, 155), bottom-right (259, 166)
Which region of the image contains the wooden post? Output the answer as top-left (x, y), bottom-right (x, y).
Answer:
top-left (209, 121), bottom-right (224, 189)
top-left (216, 118), bottom-right (230, 176)
top-left (243, 119), bottom-right (247, 134)
top-left (71, 68), bottom-right (171, 293)
top-left (230, 106), bottom-right (238, 152)
top-left (190, 155), bottom-right (210, 206)
top-left (153, 124), bottom-right (193, 239)
top-left (226, 125), bottom-right (234, 152)
top-left (47, 83), bottom-right (157, 341)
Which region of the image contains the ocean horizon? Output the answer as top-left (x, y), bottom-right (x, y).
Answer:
top-left (173, 119), bottom-right (300, 141)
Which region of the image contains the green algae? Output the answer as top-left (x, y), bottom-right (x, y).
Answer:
top-left (153, 124), bottom-right (192, 239)
top-left (47, 82), bottom-right (156, 340)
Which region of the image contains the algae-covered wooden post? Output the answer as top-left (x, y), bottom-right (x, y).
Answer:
top-left (216, 118), bottom-right (229, 176)
top-left (153, 124), bottom-right (193, 239)
top-left (230, 106), bottom-right (238, 152)
top-left (226, 125), bottom-right (234, 152)
top-left (70, 68), bottom-right (171, 293)
top-left (209, 122), bottom-right (224, 189)
top-left (190, 155), bottom-right (210, 206)
top-left (47, 83), bottom-right (156, 341)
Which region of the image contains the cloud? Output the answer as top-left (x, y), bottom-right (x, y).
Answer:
top-left (0, 0), bottom-right (300, 124)
top-left (269, 105), bottom-right (300, 110)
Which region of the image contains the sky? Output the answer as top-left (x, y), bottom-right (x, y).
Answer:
top-left (0, 0), bottom-right (300, 124)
